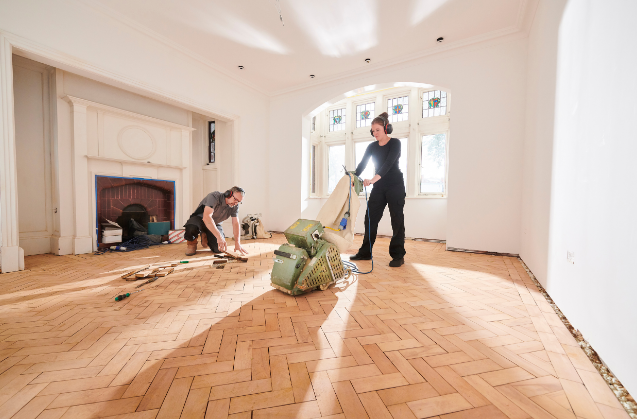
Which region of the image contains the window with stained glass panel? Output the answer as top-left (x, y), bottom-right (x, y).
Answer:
top-left (387, 96), bottom-right (409, 123)
top-left (329, 108), bottom-right (346, 132)
top-left (356, 103), bottom-right (375, 128)
top-left (422, 90), bottom-right (447, 118)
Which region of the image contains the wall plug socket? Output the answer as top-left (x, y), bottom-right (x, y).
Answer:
top-left (567, 251), bottom-right (575, 264)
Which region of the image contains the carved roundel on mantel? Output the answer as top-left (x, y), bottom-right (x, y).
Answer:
top-left (117, 126), bottom-right (157, 160)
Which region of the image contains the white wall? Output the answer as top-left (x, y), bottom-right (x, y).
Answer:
top-left (522, 0), bottom-right (637, 396)
top-left (271, 37), bottom-right (528, 254)
top-left (520, 0), bottom-right (568, 283)
top-left (550, 0), bottom-right (637, 395)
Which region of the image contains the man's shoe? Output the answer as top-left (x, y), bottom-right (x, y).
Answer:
top-left (349, 254), bottom-right (372, 261)
top-left (185, 239), bottom-right (198, 256)
top-left (389, 258), bottom-right (404, 267)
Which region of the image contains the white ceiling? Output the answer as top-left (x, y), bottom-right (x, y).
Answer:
top-left (90, 0), bottom-right (529, 95)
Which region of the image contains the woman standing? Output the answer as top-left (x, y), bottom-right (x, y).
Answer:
top-left (350, 112), bottom-right (406, 267)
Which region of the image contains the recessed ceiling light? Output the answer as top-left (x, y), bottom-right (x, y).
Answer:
top-left (310, 75), bottom-right (315, 78)
top-left (238, 65), bottom-right (244, 69)
top-left (436, 37), bottom-right (444, 43)
top-left (365, 58), bottom-right (371, 64)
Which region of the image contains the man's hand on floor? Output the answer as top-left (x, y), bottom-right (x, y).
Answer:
top-left (234, 243), bottom-right (248, 255)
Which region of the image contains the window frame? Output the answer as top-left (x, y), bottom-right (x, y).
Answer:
top-left (324, 139), bottom-right (346, 196)
top-left (353, 99), bottom-right (376, 130)
top-left (418, 129), bottom-right (450, 197)
top-left (309, 142), bottom-right (317, 196)
top-left (327, 106), bottom-right (347, 134)
top-left (383, 88), bottom-right (411, 125)
top-left (419, 88), bottom-right (451, 120)
top-left (314, 86), bottom-right (450, 199)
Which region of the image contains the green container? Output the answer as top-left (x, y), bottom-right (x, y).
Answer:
top-left (147, 221), bottom-right (171, 235)
top-left (284, 219), bottom-right (323, 256)
top-left (271, 244), bottom-right (309, 292)
top-left (271, 239), bottom-right (345, 295)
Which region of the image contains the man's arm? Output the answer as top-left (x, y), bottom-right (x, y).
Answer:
top-left (231, 217), bottom-right (248, 255)
top-left (202, 206), bottom-right (227, 252)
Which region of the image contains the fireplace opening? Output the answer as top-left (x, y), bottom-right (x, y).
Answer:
top-left (96, 175), bottom-right (175, 246)
top-left (117, 204), bottom-right (149, 241)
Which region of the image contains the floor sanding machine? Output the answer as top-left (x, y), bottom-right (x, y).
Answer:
top-left (270, 172), bottom-right (364, 295)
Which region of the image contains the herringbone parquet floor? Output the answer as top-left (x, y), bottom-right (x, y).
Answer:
top-left (0, 235), bottom-right (629, 419)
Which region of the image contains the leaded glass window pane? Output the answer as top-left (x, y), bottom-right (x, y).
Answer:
top-left (328, 144), bottom-right (345, 194)
top-left (422, 90), bottom-right (447, 118)
top-left (356, 102), bottom-right (375, 128)
top-left (329, 108), bottom-right (346, 132)
top-left (420, 134), bottom-right (447, 193)
top-left (387, 96), bottom-right (409, 123)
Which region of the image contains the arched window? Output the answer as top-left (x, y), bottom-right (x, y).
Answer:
top-left (308, 85), bottom-right (450, 198)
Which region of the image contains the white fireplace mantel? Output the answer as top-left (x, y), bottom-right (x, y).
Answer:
top-left (62, 96), bottom-right (195, 254)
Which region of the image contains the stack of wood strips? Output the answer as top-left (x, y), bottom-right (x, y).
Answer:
top-left (121, 264), bottom-right (176, 280)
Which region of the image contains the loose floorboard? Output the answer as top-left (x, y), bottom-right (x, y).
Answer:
top-left (0, 235), bottom-right (628, 419)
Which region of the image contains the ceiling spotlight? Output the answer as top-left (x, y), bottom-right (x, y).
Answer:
top-left (310, 75), bottom-right (315, 78)
top-left (436, 37), bottom-right (444, 43)
top-left (238, 65), bottom-right (244, 69)
top-left (365, 58), bottom-right (371, 64)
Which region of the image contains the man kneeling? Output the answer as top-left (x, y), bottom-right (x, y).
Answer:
top-left (184, 186), bottom-right (248, 256)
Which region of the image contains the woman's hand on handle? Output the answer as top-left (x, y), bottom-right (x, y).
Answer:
top-left (363, 175), bottom-right (381, 187)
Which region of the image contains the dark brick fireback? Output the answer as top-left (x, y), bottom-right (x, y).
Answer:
top-left (96, 176), bottom-right (175, 243)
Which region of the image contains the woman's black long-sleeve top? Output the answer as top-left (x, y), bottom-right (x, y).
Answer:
top-left (354, 138), bottom-right (403, 183)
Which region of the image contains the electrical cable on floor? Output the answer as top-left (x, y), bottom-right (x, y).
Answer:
top-left (342, 172), bottom-right (374, 275)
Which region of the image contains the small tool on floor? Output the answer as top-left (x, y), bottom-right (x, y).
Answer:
top-left (115, 286), bottom-right (155, 301)
top-left (135, 277), bottom-right (158, 288)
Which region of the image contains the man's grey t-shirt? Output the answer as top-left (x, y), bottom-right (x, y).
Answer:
top-left (195, 192), bottom-right (239, 224)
